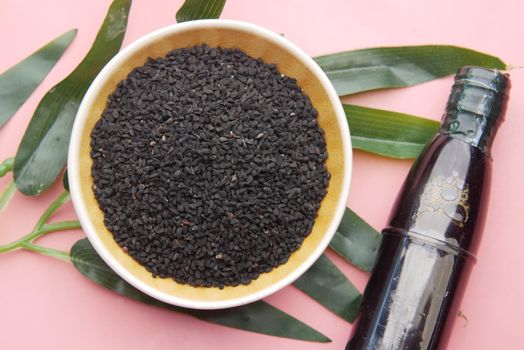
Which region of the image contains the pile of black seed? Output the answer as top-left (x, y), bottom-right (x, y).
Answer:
top-left (91, 44), bottom-right (329, 288)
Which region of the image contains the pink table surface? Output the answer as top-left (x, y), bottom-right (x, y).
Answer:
top-left (1, 0), bottom-right (523, 349)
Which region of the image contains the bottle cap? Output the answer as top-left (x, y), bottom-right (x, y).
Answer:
top-left (440, 66), bottom-right (510, 153)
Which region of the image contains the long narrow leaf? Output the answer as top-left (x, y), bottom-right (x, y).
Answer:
top-left (329, 208), bottom-right (382, 272)
top-left (293, 254), bottom-right (361, 323)
top-left (344, 104), bottom-right (439, 159)
top-left (63, 169), bottom-right (69, 192)
top-left (0, 29), bottom-right (77, 128)
top-left (71, 238), bottom-right (330, 343)
top-left (193, 301), bottom-right (329, 342)
top-left (176, 0), bottom-right (226, 22)
top-left (14, 0), bottom-right (132, 195)
top-left (315, 45), bottom-right (507, 96)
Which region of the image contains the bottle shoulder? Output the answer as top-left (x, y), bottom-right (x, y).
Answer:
top-left (387, 135), bottom-right (491, 253)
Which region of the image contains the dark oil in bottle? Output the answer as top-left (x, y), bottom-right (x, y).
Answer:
top-left (346, 66), bottom-right (510, 350)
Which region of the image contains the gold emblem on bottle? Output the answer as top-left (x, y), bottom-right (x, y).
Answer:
top-left (416, 171), bottom-right (470, 227)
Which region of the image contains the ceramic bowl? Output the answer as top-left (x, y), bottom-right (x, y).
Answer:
top-left (68, 19), bottom-right (352, 309)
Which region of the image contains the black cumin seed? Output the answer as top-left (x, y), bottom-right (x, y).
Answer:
top-left (91, 44), bottom-right (330, 288)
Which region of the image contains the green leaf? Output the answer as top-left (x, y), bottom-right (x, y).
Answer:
top-left (314, 45), bottom-right (507, 96)
top-left (0, 29), bottom-right (77, 129)
top-left (344, 104), bottom-right (439, 159)
top-left (70, 238), bottom-right (330, 343)
top-left (13, 0), bottom-right (132, 195)
top-left (293, 254), bottom-right (361, 323)
top-left (63, 169), bottom-right (69, 192)
top-left (193, 300), bottom-right (329, 343)
top-left (329, 208), bottom-right (382, 272)
top-left (176, 0), bottom-right (226, 22)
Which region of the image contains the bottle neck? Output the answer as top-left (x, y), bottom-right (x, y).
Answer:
top-left (439, 67), bottom-right (510, 154)
top-left (439, 110), bottom-right (500, 154)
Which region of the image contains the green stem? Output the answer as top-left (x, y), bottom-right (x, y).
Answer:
top-left (0, 220), bottom-right (81, 253)
top-left (0, 180), bottom-right (16, 213)
top-left (20, 242), bottom-right (71, 262)
top-left (0, 187), bottom-right (79, 262)
top-left (23, 220), bottom-right (81, 246)
top-left (34, 191), bottom-right (70, 230)
top-left (0, 157), bottom-right (15, 177)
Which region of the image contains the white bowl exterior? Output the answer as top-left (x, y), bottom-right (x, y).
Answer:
top-left (68, 19), bottom-right (352, 310)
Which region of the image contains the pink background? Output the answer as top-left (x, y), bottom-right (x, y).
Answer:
top-left (1, 0), bottom-right (523, 349)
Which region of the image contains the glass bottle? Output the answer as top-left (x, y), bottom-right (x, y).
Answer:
top-left (346, 66), bottom-right (510, 350)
